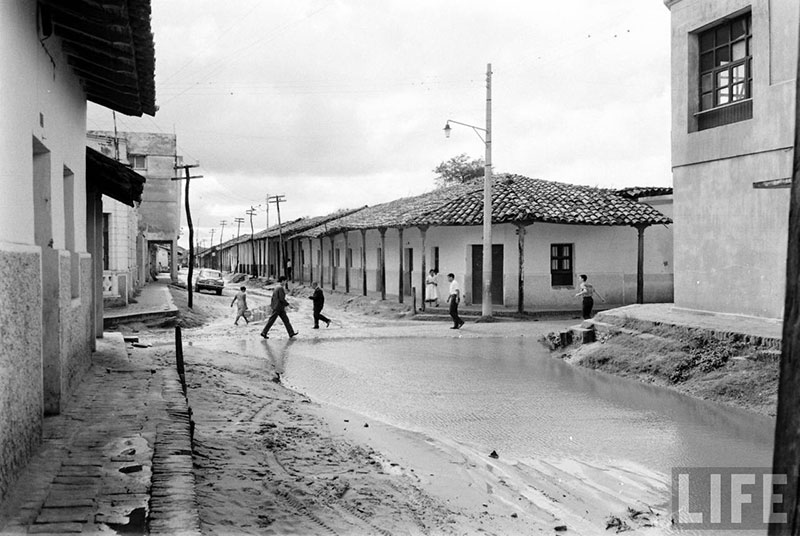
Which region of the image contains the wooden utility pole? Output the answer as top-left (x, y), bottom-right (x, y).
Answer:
top-left (268, 195), bottom-right (286, 277)
top-left (769, 18), bottom-right (800, 535)
top-left (247, 207), bottom-right (258, 277)
top-left (233, 217), bottom-right (244, 273)
top-left (172, 163), bottom-right (202, 309)
top-left (218, 220), bottom-right (226, 271)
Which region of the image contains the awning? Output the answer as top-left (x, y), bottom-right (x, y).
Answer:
top-left (86, 147), bottom-right (145, 207)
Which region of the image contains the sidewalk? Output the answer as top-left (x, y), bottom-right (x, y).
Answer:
top-left (0, 333), bottom-right (199, 536)
top-left (593, 303), bottom-right (783, 349)
top-left (104, 278), bottom-right (178, 327)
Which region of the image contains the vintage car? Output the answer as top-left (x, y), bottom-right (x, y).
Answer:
top-left (194, 268), bottom-right (224, 295)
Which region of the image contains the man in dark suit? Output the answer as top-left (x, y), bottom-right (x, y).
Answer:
top-left (309, 282), bottom-right (331, 329)
top-left (260, 276), bottom-right (298, 339)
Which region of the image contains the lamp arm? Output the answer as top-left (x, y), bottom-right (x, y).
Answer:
top-left (445, 119), bottom-right (487, 144)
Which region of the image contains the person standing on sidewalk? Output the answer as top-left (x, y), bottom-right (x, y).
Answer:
top-left (231, 286), bottom-right (250, 325)
top-left (425, 269), bottom-right (440, 307)
top-left (308, 282), bottom-right (331, 329)
top-left (447, 273), bottom-right (464, 330)
top-left (575, 274), bottom-right (606, 319)
top-left (261, 276), bottom-right (299, 339)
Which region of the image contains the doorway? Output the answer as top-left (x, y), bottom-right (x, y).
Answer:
top-left (403, 247), bottom-right (413, 296)
top-left (470, 244), bottom-right (503, 305)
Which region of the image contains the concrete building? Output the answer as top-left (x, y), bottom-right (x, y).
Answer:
top-left (0, 0), bottom-right (155, 500)
top-left (87, 133), bottom-right (147, 306)
top-left (89, 131), bottom-right (182, 283)
top-left (663, 0), bottom-right (797, 319)
top-left (291, 176), bottom-right (672, 311)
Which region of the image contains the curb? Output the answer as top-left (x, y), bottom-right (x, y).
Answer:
top-left (148, 367), bottom-right (201, 535)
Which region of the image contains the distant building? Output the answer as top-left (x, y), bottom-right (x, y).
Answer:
top-left (88, 131), bottom-right (182, 285)
top-left (663, 0), bottom-right (796, 319)
top-left (0, 0), bottom-right (155, 500)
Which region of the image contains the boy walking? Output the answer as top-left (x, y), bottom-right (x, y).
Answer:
top-left (308, 282), bottom-right (331, 329)
top-left (447, 273), bottom-right (464, 329)
top-left (231, 286), bottom-right (249, 325)
top-left (260, 276), bottom-right (299, 339)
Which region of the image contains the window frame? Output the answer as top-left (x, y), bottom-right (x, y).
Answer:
top-left (131, 154), bottom-right (147, 170)
top-left (550, 243), bottom-right (574, 288)
top-left (698, 13), bottom-right (752, 113)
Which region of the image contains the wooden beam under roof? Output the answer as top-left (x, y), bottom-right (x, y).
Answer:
top-left (753, 177), bottom-right (792, 189)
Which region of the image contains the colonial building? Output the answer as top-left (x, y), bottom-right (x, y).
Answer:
top-left (0, 0), bottom-right (155, 499)
top-left (663, 0), bottom-right (796, 319)
top-left (290, 175), bottom-right (672, 311)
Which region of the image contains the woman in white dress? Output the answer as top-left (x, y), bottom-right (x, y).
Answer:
top-left (425, 269), bottom-right (440, 307)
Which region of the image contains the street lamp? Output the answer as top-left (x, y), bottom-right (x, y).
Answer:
top-left (443, 63), bottom-right (493, 320)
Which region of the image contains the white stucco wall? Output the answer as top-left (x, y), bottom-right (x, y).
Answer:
top-left (0, 0), bottom-right (93, 501)
top-left (295, 212), bottom-right (674, 309)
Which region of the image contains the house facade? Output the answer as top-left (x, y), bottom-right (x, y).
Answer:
top-left (0, 0), bottom-right (155, 500)
top-left (290, 176), bottom-right (673, 311)
top-left (664, 0), bottom-right (796, 319)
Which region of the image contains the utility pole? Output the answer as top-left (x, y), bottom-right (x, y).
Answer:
top-left (218, 220), bottom-right (227, 271)
top-left (246, 207), bottom-right (258, 277)
top-left (172, 163), bottom-right (203, 309)
top-left (770, 16), bottom-right (800, 534)
top-left (268, 195), bottom-right (286, 279)
top-left (233, 217), bottom-right (245, 273)
top-left (264, 197), bottom-right (269, 278)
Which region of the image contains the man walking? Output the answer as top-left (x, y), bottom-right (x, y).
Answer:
top-left (575, 274), bottom-right (606, 319)
top-left (260, 276), bottom-right (299, 339)
top-left (308, 282), bottom-right (331, 329)
top-left (447, 273), bottom-right (464, 329)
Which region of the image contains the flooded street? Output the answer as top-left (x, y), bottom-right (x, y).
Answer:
top-left (273, 336), bottom-right (773, 475)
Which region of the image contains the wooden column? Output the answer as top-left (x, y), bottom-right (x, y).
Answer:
top-left (329, 235), bottom-right (336, 290)
top-left (419, 226), bottom-right (428, 311)
top-left (344, 231), bottom-right (350, 293)
top-left (318, 236), bottom-right (324, 287)
top-left (770, 22), bottom-right (800, 534)
top-left (361, 229), bottom-right (368, 296)
top-left (308, 238), bottom-right (313, 284)
top-left (397, 227), bottom-right (404, 303)
top-left (635, 224), bottom-right (648, 304)
top-left (517, 223), bottom-right (527, 314)
top-left (378, 227), bottom-right (387, 301)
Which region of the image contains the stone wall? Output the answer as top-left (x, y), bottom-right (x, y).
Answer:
top-left (0, 244), bottom-right (43, 500)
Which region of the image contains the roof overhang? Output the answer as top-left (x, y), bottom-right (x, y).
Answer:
top-left (86, 147), bottom-right (145, 206)
top-left (41, 0), bottom-right (156, 116)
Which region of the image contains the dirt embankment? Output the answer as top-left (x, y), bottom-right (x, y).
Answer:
top-left (545, 319), bottom-right (779, 417)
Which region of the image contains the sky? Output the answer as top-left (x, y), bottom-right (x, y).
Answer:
top-left (86, 0), bottom-right (673, 249)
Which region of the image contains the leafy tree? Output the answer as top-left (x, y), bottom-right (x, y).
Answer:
top-left (433, 153), bottom-right (485, 188)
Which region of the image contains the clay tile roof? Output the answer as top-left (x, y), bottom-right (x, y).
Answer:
top-left (299, 175), bottom-right (671, 236)
top-left (43, 0), bottom-right (156, 116)
top-left (615, 186), bottom-right (673, 199)
top-left (414, 174), bottom-right (672, 227)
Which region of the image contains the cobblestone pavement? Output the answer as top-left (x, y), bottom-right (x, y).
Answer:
top-left (0, 332), bottom-right (199, 536)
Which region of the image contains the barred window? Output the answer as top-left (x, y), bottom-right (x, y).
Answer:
top-left (550, 244), bottom-right (573, 287)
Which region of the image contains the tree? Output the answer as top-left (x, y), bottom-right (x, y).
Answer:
top-left (433, 153), bottom-right (484, 188)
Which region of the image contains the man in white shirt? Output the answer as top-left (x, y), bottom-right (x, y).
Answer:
top-left (447, 273), bottom-right (464, 329)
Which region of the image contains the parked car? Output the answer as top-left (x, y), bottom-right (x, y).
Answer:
top-left (194, 269), bottom-right (224, 295)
